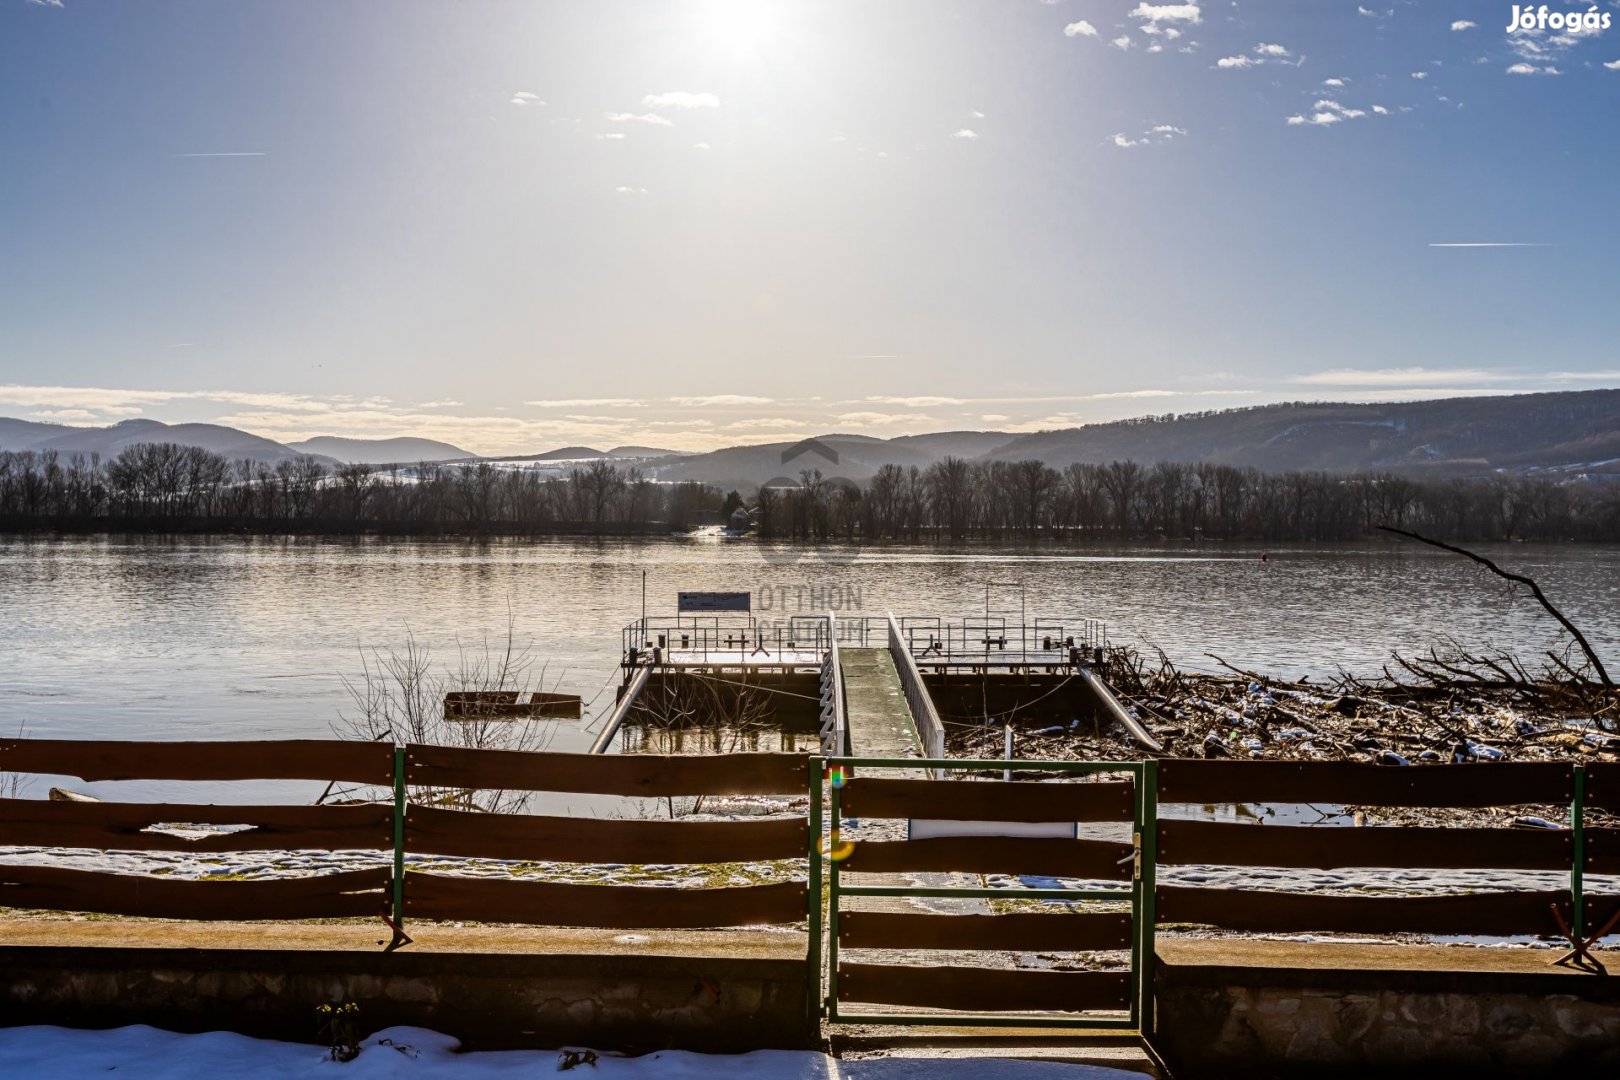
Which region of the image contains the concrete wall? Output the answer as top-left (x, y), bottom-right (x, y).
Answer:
top-left (0, 947), bottom-right (813, 1053)
top-left (1154, 960), bottom-right (1620, 1077)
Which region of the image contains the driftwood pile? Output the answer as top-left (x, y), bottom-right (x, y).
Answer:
top-left (947, 640), bottom-right (1618, 770)
top-left (954, 528), bottom-right (1618, 773)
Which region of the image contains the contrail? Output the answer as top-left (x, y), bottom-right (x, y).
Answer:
top-left (1427, 242), bottom-right (1548, 248)
top-left (168, 152), bottom-right (267, 158)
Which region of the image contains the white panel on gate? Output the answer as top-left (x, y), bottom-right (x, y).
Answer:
top-left (908, 819), bottom-right (1077, 840)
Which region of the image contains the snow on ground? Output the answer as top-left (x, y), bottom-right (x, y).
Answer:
top-left (0, 1026), bottom-right (1139, 1079)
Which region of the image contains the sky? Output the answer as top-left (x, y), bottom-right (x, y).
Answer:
top-left (2, 0), bottom-right (1618, 455)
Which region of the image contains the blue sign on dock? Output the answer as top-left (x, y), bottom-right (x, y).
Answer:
top-left (678, 591), bottom-right (752, 613)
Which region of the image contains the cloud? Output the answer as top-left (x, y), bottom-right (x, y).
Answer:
top-left (1063, 20), bottom-right (1099, 37)
top-left (835, 412), bottom-right (938, 426)
top-left (1112, 123), bottom-right (1185, 147)
top-left (980, 414), bottom-right (1011, 423)
top-left (1111, 35), bottom-right (1133, 50)
top-left (595, 132), bottom-right (626, 140)
top-left (613, 186), bottom-right (647, 194)
top-left (1410, 71), bottom-right (1428, 79)
top-left (866, 396), bottom-right (966, 407)
top-left (692, 141), bottom-right (711, 150)
top-left (1507, 62), bottom-right (1560, 75)
top-left (1427, 242), bottom-right (1548, 248)
top-left (1296, 368), bottom-right (1501, 387)
top-left (510, 92), bottom-right (543, 106)
top-left (1372, 105), bottom-right (1390, 114)
top-left (1607, 60), bottom-right (1620, 70)
top-left (526, 398), bottom-right (645, 408)
top-left (25, 0), bottom-right (65, 7)
top-left (1129, 3), bottom-right (1201, 24)
top-left (0, 385), bottom-right (336, 415)
top-left (669, 395), bottom-right (774, 407)
top-left (952, 128), bottom-right (979, 139)
top-left (1450, 20), bottom-right (1476, 31)
top-left (1218, 42), bottom-right (1300, 70)
top-left (1287, 98), bottom-right (1378, 126)
top-left (605, 111), bottom-right (673, 126)
top-left (969, 110), bottom-right (985, 119)
top-left (1322, 78), bottom-right (1347, 87)
top-left (1357, 6), bottom-right (1391, 17)
top-left (417, 400), bottom-right (463, 408)
top-left (641, 91), bottom-right (720, 109)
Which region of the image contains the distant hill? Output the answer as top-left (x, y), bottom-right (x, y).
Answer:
top-left (981, 390), bottom-right (1620, 476)
top-left (655, 431), bottom-right (1011, 489)
top-left (509, 445), bottom-right (606, 462)
top-left (885, 430), bottom-right (1013, 460)
top-left (0, 417), bottom-right (73, 451)
top-left (607, 445), bottom-right (685, 459)
top-left (0, 417), bottom-right (323, 465)
top-left (287, 435), bottom-right (472, 464)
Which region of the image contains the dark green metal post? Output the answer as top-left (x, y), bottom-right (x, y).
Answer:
top-left (827, 777), bottom-right (842, 1022)
top-left (1571, 763), bottom-right (1586, 940)
top-left (392, 745), bottom-right (406, 930)
top-left (1138, 758), bottom-right (1159, 1037)
top-left (806, 756), bottom-right (824, 1024)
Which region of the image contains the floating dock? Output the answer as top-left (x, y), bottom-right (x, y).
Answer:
top-left (602, 609), bottom-right (1153, 760)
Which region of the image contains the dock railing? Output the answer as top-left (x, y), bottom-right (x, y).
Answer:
top-left (896, 616), bottom-right (1107, 668)
top-left (818, 612), bottom-right (847, 756)
top-left (623, 615), bottom-right (830, 667)
top-left (887, 613), bottom-right (946, 761)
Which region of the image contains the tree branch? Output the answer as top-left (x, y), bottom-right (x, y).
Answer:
top-left (1377, 524), bottom-right (1612, 688)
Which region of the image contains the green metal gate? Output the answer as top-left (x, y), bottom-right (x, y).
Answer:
top-left (809, 756), bottom-right (1158, 1031)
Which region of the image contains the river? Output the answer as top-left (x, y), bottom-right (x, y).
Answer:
top-left (1, 533), bottom-right (1616, 800)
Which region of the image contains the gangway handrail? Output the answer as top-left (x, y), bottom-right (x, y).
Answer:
top-left (886, 611), bottom-right (945, 761)
top-left (588, 665), bottom-right (651, 754)
top-left (819, 611), bottom-right (847, 755)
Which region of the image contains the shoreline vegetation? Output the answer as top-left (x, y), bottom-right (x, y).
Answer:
top-left (2, 441), bottom-right (1619, 542)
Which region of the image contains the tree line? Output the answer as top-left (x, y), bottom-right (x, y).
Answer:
top-left (1, 443), bottom-right (1617, 542)
top-left (754, 457), bottom-right (1620, 543)
top-left (0, 444), bottom-right (721, 533)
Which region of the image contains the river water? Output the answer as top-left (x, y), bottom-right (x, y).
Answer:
top-left (1, 533), bottom-right (1617, 799)
top-left (3, 534), bottom-right (1616, 920)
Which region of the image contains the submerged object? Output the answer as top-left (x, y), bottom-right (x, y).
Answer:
top-left (443, 691), bottom-right (582, 720)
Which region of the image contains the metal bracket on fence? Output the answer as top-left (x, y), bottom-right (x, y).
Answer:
top-left (1550, 904), bottom-right (1610, 975)
top-left (379, 911), bottom-right (414, 953)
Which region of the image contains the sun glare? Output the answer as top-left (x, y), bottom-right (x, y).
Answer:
top-left (703, 0), bottom-right (780, 56)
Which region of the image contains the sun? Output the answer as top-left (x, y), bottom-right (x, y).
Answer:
top-left (702, 0), bottom-right (781, 57)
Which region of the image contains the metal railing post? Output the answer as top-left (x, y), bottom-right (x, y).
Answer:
top-left (827, 774), bottom-right (842, 1022)
top-left (392, 744), bottom-right (407, 932)
top-left (1571, 763), bottom-right (1586, 940)
top-left (806, 756), bottom-right (824, 1025)
top-left (1139, 758), bottom-right (1159, 1036)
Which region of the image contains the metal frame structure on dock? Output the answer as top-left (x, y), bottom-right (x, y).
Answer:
top-left (607, 608), bottom-right (1139, 756)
